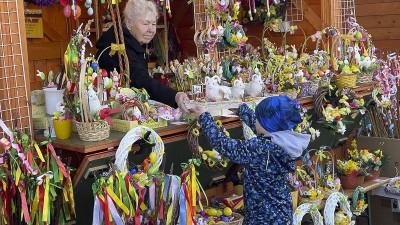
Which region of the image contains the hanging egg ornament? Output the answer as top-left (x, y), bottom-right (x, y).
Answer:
top-left (87, 7), bottom-right (94, 16)
top-left (59, 0), bottom-right (68, 6)
top-left (85, 0), bottom-right (92, 6)
top-left (355, 31), bottom-right (363, 41)
top-left (330, 29), bottom-right (336, 36)
top-left (87, 67), bottom-right (93, 75)
top-left (85, 2), bottom-right (91, 8)
top-left (104, 77), bottom-right (112, 89)
top-left (75, 5), bottom-right (82, 19)
top-left (91, 62), bottom-right (98, 71)
top-left (63, 4), bottom-right (71, 17)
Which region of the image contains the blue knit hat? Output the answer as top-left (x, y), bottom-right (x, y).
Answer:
top-left (255, 96), bottom-right (301, 133)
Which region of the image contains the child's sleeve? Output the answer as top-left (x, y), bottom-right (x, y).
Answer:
top-left (236, 104), bottom-right (257, 133)
top-left (198, 112), bottom-right (267, 164)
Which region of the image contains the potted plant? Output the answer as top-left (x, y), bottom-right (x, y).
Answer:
top-left (52, 107), bottom-right (73, 140)
top-left (348, 140), bottom-right (388, 181)
top-left (336, 159), bottom-right (366, 189)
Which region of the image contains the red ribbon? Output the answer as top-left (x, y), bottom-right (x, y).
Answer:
top-left (18, 181), bottom-right (31, 223)
top-left (99, 108), bottom-right (121, 127)
top-left (48, 143), bottom-right (69, 178)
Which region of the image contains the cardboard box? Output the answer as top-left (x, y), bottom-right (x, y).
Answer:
top-left (33, 117), bottom-right (48, 130)
top-left (111, 118), bottom-right (168, 132)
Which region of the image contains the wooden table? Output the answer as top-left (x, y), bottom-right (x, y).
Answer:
top-left (343, 177), bottom-right (390, 225)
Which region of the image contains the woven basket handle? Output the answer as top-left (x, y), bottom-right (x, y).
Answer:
top-left (114, 126), bottom-right (164, 172)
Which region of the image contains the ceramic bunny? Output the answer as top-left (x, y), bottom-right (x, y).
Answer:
top-left (244, 74), bottom-right (264, 97)
top-left (231, 78), bottom-right (245, 99)
top-left (205, 75), bottom-right (231, 101)
top-left (87, 84), bottom-right (102, 115)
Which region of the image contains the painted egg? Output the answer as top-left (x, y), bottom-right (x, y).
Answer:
top-left (84, 2), bottom-right (91, 8)
top-left (91, 62), bottom-right (98, 71)
top-left (59, 0), bottom-right (68, 6)
top-left (85, 0), bottom-right (92, 5)
top-left (87, 7), bottom-right (94, 16)
top-left (63, 5), bottom-right (71, 17)
top-left (87, 67), bottom-right (93, 75)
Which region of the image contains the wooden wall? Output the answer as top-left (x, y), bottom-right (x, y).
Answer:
top-left (26, 3), bottom-right (71, 90)
top-left (355, 0), bottom-right (400, 54)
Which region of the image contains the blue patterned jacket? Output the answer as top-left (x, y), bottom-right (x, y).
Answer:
top-left (198, 104), bottom-right (309, 225)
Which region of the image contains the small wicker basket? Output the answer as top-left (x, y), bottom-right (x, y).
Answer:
top-left (76, 57), bottom-right (110, 142)
top-left (334, 74), bottom-right (357, 89)
top-left (226, 212), bottom-right (244, 225)
top-left (75, 121), bottom-right (110, 141)
top-left (356, 72), bottom-right (373, 85)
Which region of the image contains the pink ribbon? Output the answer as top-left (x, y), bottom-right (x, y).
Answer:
top-left (48, 143), bottom-right (70, 178)
top-left (99, 108), bottom-right (120, 127)
top-left (0, 120), bottom-right (38, 175)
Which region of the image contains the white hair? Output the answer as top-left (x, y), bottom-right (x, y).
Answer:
top-left (124, 0), bottom-right (159, 23)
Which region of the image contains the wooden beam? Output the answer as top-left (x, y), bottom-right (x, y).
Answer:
top-left (293, 0), bottom-right (322, 30)
top-left (321, 0), bottom-right (335, 27)
top-left (172, 1), bottom-right (191, 27)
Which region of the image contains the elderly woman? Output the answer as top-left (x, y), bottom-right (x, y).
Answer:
top-left (96, 0), bottom-right (189, 111)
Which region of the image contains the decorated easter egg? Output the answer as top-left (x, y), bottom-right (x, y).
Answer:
top-left (63, 5), bottom-right (71, 17)
top-left (59, 0), bottom-right (68, 6)
top-left (87, 67), bottom-right (93, 75)
top-left (147, 166), bottom-right (158, 175)
top-left (223, 207), bottom-right (232, 216)
top-left (87, 7), bottom-right (94, 16)
top-left (149, 152), bottom-right (157, 164)
top-left (330, 29), bottom-right (336, 36)
top-left (91, 62), bottom-right (98, 71)
top-left (104, 77), bottom-right (112, 89)
top-left (355, 31), bottom-right (362, 41)
top-left (85, 0), bottom-right (92, 5)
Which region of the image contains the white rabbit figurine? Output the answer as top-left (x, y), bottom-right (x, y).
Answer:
top-left (231, 78), bottom-right (245, 99)
top-left (244, 73), bottom-right (264, 97)
top-left (205, 75), bottom-right (231, 101)
top-left (87, 84), bottom-right (102, 115)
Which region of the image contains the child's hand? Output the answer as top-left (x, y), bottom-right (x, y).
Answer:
top-left (189, 106), bottom-right (206, 119)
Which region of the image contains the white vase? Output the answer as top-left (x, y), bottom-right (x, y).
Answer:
top-left (43, 87), bottom-right (65, 137)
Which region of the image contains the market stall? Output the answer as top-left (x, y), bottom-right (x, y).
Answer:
top-left (1, 0), bottom-right (400, 224)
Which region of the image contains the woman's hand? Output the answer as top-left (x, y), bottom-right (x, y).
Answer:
top-left (175, 92), bottom-right (190, 113)
top-left (189, 106), bottom-right (206, 119)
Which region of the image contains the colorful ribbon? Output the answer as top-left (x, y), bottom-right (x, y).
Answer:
top-left (109, 43), bottom-right (126, 56)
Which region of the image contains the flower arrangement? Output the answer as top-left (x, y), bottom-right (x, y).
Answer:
top-left (336, 159), bottom-right (365, 177)
top-left (316, 87), bottom-right (365, 135)
top-left (347, 139), bottom-right (388, 180)
top-left (294, 106), bottom-right (320, 141)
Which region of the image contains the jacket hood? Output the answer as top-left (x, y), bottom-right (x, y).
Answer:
top-left (266, 130), bottom-right (310, 158)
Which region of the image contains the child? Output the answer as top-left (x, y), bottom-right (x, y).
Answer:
top-left (190, 96), bottom-right (310, 225)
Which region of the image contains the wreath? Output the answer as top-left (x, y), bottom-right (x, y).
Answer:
top-left (187, 119), bottom-right (230, 170)
top-left (293, 203), bottom-right (324, 225)
top-left (221, 22), bottom-right (247, 50)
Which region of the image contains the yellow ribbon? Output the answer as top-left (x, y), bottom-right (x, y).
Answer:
top-left (109, 43), bottom-right (126, 56)
top-left (42, 177), bottom-right (50, 222)
top-left (191, 165), bottom-right (196, 206)
top-left (106, 185), bottom-right (130, 215)
top-left (34, 143), bottom-right (45, 163)
top-left (30, 186), bottom-right (40, 222)
top-left (15, 167), bottom-right (21, 186)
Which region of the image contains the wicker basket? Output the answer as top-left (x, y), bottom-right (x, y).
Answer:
top-left (76, 57), bottom-right (110, 142)
top-left (227, 212), bottom-right (244, 225)
top-left (75, 120), bottom-right (110, 141)
top-left (356, 72), bottom-right (373, 85)
top-left (334, 74), bottom-right (357, 89)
